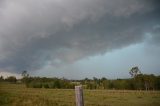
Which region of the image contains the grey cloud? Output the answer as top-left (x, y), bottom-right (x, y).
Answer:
top-left (143, 25), bottom-right (160, 56)
top-left (0, 0), bottom-right (160, 73)
top-left (150, 26), bottom-right (160, 45)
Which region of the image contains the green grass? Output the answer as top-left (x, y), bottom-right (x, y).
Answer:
top-left (0, 83), bottom-right (160, 106)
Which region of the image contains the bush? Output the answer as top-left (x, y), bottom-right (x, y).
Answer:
top-left (43, 83), bottom-right (49, 88)
top-left (5, 76), bottom-right (17, 83)
top-left (28, 82), bottom-right (42, 88)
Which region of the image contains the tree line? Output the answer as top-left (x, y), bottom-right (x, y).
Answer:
top-left (0, 67), bottom-right (160, 90)
top-left (0, 76), bottom-right (17, 83)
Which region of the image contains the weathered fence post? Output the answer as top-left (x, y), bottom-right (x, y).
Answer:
top-left (75, 85), bottom-right (84, 106)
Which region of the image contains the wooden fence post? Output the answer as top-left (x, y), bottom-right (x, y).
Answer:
top-left (75, 85), bottom-right (84, 106)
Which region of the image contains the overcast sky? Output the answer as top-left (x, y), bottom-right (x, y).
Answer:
top-left (0, 0), bottom-right (160, 79)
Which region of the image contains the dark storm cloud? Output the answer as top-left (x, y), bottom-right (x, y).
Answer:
top-left (0, 0), bottom-right (160, 73)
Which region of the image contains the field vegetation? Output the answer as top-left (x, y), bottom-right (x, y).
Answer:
top-left (0, 83), bottom-right (160, 106)
top-left (1, 67), bottom-right (160, 106)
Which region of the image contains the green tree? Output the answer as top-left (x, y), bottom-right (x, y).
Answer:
top-left (5, 76), bottom-right (17, 83)
top-left (0, 76), bottom-right (4, 82)
top-left (155, 76), bottom-right (160, 90)
top-left (129, 66), bottom-right (141, 78)
top-left (22, 70), bottom-right (29, 78)
top-left (135, 74), bottom-right (145, 90)
top-left (143, 74), bottom-right (156, 91)
top-left (129, 66), bottom-right (143, 90)
top-left (21, 70), bottom-right (29, 84)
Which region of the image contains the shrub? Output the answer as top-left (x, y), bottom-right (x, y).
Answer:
top-left (43, 83), bottom-right (49, 88)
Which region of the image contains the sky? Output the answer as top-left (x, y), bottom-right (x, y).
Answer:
top-left (0, 0), bottom-right (160, 79)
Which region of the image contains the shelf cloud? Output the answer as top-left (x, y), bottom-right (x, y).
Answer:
top-left (0, 0), bottom-right (160, 73)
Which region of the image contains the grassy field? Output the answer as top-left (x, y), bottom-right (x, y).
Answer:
top-left (0, 83), bottom-right (160, 106)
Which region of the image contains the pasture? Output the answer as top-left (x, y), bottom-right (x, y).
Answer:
top-left (0, 83), bottom-right (160, 106)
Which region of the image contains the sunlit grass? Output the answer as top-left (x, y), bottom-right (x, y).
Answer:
top-left (0, 83), bottom-right (160, 106)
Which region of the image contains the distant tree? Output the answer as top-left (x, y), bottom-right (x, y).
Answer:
top-left (0, 76), bottom-right (4, 81)
top-left (5, 76), bottom-right (17, 83)
top-left (142, 74), bottom-right (156, 91)
top-left (54, 80), bottom-right (61, 88)
top-left (108, 81), bottom-right (114, 89)
top-left (93, 77), bottom-right (101, 89)
top-left (101, 77), bottom-right (107, 81)
top-left (134, 74), bottom-right (145, 90)
top-left (21, 70), bottom-right (29, 84)
top-left (129, 67), bottom-right (143, 90)
top-left (22, 70), bottom-right (29, 78)
top-left (155, 76), bottom-right (160, 90)
top-left (100, 77), bottom-right (108, 89)
top-left (129, 66), bottom-right (141, 78)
